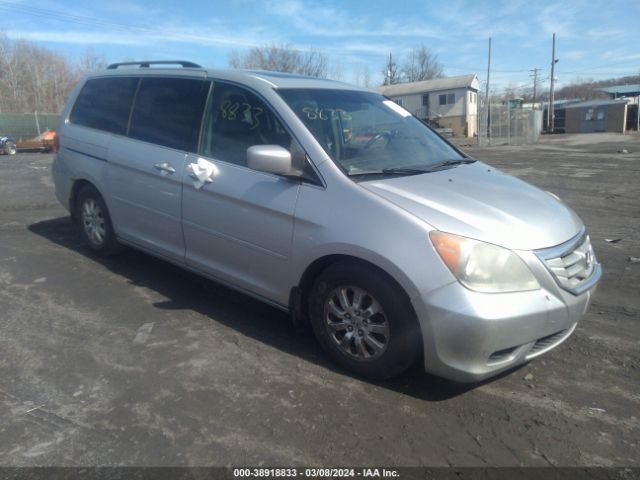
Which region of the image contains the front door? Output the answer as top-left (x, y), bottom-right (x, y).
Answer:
top-left (182, 82), bottom-right (300, 304)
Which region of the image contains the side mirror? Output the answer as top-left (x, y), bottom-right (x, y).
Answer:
top-left (247, 145), bottom-right (296, 176)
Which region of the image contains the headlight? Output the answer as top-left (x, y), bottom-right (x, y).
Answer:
top-left (430, 231), bottom-right (540, 293)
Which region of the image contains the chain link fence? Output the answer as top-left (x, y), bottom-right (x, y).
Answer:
top-left (477, 104), bottom-right (543, 146)
top-left (0, 113), bottom-right (61, 141)
top-left (3, 107), bottom-right (544, 147)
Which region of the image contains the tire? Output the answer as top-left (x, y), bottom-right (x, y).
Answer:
top-left (309, 262), bottom-right (421, 379)
top-left (4, 141), bottom-right (17, 155)
top-left (75, 185), bottom-right (122, 256)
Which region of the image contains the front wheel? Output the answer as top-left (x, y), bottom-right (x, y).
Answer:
top-left (309, 262), bottom-right (421, 379)
top-left (3, 141), bottom-right (17, 155)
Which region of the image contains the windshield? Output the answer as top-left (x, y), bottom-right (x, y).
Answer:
top-left (278, 89), bottom-right (466, 175)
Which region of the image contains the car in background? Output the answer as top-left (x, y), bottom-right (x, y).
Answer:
top-left (40, 130), bottom-right (58, 153)
top-left (12, 131), bottom-right (58, 153)
top-left (1, 135), bottom-right (17, 155)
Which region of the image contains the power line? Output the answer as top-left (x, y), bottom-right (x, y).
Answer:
top-left (558, 59), bottom-right (640, 74)
top-left (1, 0), bottom-right (636, 83)
top-left (445, 64), bottom-right (530, 73)
top-left (0, 1), bottom-right (162, 34)
top-left (557, 71), bottom-right (640, 77)
top-left (0, 1), bottom-right (481, 70)
top-left (488, 79), bottom-right (550, 96)
top-left (0, 1), bottom-right (260, 49)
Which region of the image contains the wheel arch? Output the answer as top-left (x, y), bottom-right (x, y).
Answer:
top-left (290, 253), bottom-right (420, 330)
top-left (69, 178), bottom-right (98, 222)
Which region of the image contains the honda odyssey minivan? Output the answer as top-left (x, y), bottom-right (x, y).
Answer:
top-left (52, 61), bottom-right (601, 382)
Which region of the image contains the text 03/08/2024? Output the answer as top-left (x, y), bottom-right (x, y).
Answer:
top-left (233, 468), bottom-right (400, 478)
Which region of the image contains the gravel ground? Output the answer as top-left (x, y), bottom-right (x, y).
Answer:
top-left (0, 133), bottom-right (638, 467)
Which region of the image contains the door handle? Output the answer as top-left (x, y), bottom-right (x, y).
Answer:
top-left (154, 162), bottom-right (176, 174)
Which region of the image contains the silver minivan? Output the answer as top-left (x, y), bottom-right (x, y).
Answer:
top-left (52, 61), bottom-right (601, 382)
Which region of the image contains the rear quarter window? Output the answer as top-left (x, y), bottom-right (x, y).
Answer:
top-left (128, 77), bottom-right (208, 152)
top-left (69, 77), bottom-right (139, 135)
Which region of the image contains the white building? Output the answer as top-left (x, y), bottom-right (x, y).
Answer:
top-left (377, 74), bottom-right (480, 137)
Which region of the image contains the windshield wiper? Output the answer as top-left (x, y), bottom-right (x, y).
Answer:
top-left (348, 167), bottom-right (431, 177)
top-left (428, 158), bottom-right (477, 169)
top-left (382, 167), bottom-right (431, 175)
top-left (347, 159), bottom-right (476, 177)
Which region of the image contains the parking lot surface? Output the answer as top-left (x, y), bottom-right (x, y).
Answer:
top-left (1, 133), bottom-right (639, 467)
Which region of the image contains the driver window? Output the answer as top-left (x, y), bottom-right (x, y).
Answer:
top-left (200, 83), bottom-right (291, 166)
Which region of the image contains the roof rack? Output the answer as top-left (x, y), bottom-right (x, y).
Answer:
top-left (106, 60), bottom-right (203, 70)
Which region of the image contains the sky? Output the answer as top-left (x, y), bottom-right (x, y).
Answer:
top-left (1, 0), bottom-right (639, 94)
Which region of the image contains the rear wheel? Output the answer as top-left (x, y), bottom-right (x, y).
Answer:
top-left (75, 185), bottom-right (122, 256)
top-left (4, 141), bottom-right (16, 155)
top-left (309, 262), bottom-right (421, 379)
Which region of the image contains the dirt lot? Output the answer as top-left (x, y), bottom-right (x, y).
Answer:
top-left (0, 133), bottom-right (638, 467)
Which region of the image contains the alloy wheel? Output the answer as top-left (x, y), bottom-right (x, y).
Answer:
top-left (81, 198), bottom-right (106, 246)
top-left (324, 286), bottom-right (390, 361)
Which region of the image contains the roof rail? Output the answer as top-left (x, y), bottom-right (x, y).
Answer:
top-left (106, 60), bottom-right (203, 70)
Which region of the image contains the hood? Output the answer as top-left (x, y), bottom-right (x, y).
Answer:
top-left (360, 161), bottom-right (583, 250)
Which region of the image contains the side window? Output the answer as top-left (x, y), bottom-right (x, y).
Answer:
top-left (447, 93), bottom-right (455, 104)
top-left (129, 77), bottom-right (208, 151)
top-left (69, 77), bottom-right (138, 135)
top-left (200, 83), bottom-right (291, 166)
top-left (439, 94), bottom-right (447, 106)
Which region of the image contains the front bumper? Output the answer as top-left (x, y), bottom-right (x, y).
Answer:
top-left (414, 261), bottom-right (601, 383)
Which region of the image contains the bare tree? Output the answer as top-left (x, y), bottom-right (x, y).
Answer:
top-left (401, 44), bottom-right (444, 82)
top-left (330, 58), bottom-right (344, 81)
top-left (353, 63), bottom-right (372, 88)
top-left (0, 33), bottom-right (77, 113)
top-left (229, 43), bottom-right (328, 78)
top-left (501, 83), bottom-right (519, 101)
top-left (77, 48), bottom-right (108, 76)
top-left (381, 53), bottom-right (401, 85)
top-left (362, 64), bottom-right (371, 88)
top-left (549, 75), bottom-right (640, 101)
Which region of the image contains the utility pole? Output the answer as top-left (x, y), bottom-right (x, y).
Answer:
top-left (386, 53), bottom-right (393, 86)
top-left (485, 37), bottom-right (492, 143)
top-left (637, 94), bottom-right (639, 132)
top-left (548, 33), bottom-right (559, 132)
top-left (529, 68), bottom-right (542, 106)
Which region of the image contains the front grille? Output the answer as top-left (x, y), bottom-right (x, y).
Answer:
top-left (527, 329), bottom-right (568, 357)
top-left (536, 231), bottom-right (596, 295)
